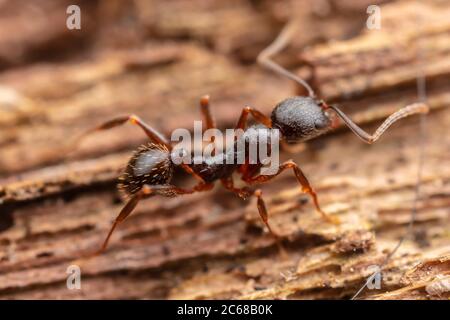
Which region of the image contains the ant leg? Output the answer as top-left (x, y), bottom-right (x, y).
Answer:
top-left (179, 163), bottom-right (208, 185)
top-left (257, 21), bottom-right (316, 97)
top-left (71, 114), bottom-right (207, 184)
top-left (96, 186), bottom-right (151, 255)
top-left (67, 114), bottom-right (213, 185)
top-left (253, 189), bottom-right (278, 238)
top-left (235, 106), bottom-right (272, 130)
top-left (222, 173), bottom-right (286, 255)
top-left (329, 103), bottom-right (429, 144)
top-left (72, 114), bottom-right (170, 150)
top-left (254, 189), bottom-right (287, 257)
top-left (221, 177), bottom-right (252, 200)
top-left (244, 160), bottom-right (339, 224)
top-left (199, 95), bottom-right (216, 131)
top-left (97, 183), bottom-right (213, 254)
top-left (221, 179), bottom-right (286, 255)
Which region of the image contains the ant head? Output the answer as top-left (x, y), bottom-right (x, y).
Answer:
top-left (271, 96), bottom-right (334, 143)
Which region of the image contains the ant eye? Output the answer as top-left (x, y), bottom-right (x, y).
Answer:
top-left (314, 119), bottom-right (328, 130)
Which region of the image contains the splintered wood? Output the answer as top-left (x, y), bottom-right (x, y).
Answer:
top-left (0, 0), bottom-right (448, 299)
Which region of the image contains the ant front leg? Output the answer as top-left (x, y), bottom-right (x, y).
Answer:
top-left (97, 183), bottom-right (213, 254)
top-left (71, 114), bottom-right (171, 149)
top-left (235, 106), bottom-right (272, 130)
top-left (244, 160), bottom-right (339, 224)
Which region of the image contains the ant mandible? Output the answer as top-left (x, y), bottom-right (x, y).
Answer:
top-left (73, 22), bottom-right (429, 254)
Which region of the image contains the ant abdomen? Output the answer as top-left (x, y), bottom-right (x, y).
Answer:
top-left (271, 96), bottom-right (332, 143)
top-left (118, 143), bottom-right (174, 197)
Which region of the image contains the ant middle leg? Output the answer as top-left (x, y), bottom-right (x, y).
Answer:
top-left (221, 179), bottom-right (286, 255)
top-left (253, 189), bottom-right (278, 238)
top-left (244, 160), bottom-right (339, 224)
top-left (254, 189), bottom-right (287, 257)
top-left (232, 165), bottom-right (284, 246)
top-left (71, 114), bottom-right (171, 150)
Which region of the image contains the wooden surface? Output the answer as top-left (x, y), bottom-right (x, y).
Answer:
top-left (0, 0), bottom-right (449, 299)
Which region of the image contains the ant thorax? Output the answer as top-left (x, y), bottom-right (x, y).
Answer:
top-left (170, 123), bottom-right (281, 178)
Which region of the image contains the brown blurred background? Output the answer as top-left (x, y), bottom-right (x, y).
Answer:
top-left (0, 0), bottom-right (448, 299)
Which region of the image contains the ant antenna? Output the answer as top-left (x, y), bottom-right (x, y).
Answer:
top-left (329, 103), bottom-right (428, 144)
top-left (257, 21), bottom-right (316, 98)
top-left (351, 1), bottom-right (428, 299)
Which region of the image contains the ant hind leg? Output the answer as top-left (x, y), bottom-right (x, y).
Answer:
top-left (96, 183), bottom-right (212, 254)
top-left (70, 114), bottom-right (171, 152)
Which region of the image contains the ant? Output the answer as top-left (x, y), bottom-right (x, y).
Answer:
top-left (72, 22), bottom-right (429, 254)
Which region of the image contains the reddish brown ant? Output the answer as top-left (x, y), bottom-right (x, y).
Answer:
top-left (73, 22), bottom-right (429, 253)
